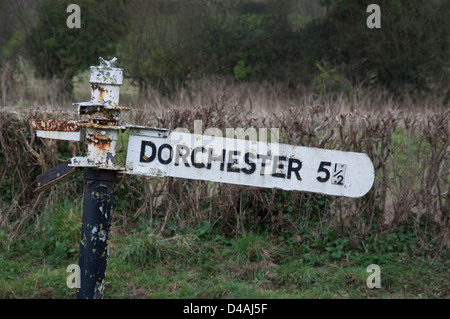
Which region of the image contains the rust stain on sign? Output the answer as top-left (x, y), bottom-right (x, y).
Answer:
top-left (31, 119), bottom-right (80, 132)
top-left (91, 83), bottom-right (109, 102)
top-left (87, 132), bottom-right (114, 157)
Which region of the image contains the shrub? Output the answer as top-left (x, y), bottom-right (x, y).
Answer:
top-left (1, 81), bottom-right (448, 255)
top-left (303, 0), bottom-right (450, 93)
top-left (24, 0), bottom-right (130, 98)
top-left (120, 1), bottom-right (312, 94)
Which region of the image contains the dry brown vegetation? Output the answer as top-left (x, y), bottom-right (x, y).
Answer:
top-left (1, 77), bottom-right (448, 256)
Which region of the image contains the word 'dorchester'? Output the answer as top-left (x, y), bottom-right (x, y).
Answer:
top-left (139, 140), bottom-right (303, 180)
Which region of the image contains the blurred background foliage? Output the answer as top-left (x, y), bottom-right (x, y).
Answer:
top-left (0, 0), bottom-right (448, 101)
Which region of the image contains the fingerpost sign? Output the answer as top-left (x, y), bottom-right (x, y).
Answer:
top-left (31, 58), bottom-right (375, 299)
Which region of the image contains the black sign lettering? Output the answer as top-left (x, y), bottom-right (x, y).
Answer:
top-left (272, 156), bottom-right (287, 178)
top-left (227, 150), bottom-right (241, 173)
top-left (140, 140), bottom-right (156, 163)
top-left (157, 143), bottom-right (173, 164)
top-left (257, 154), bottom-right (270, 175)
top-left (191, 146), bottom-right (206, 169)
top-left (242, 152), bottom-right (256, 174)
top-left (287, 158), bottom-right (302, 180)
top-left (316, 161), bottom-right (331, 182)
top-left (140, 140), bottom-right (307, 182)
top-left (206, 148), bottom-right (224, 170)
top-left (174, 144), bottom-right (190, 167)
top-left (220, 149), bottom-right (226, 171)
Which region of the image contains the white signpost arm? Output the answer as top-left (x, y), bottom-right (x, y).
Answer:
top-left (125, 130), bottom-right (375, 198)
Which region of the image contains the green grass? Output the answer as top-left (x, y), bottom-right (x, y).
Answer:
top-left (0, 200), bottom-right (448, 299)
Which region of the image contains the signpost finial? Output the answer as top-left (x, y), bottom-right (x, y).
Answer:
top-left (98, 56), bottom-right (117, 68)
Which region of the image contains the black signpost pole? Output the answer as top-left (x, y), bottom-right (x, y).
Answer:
top-left (76, 169), bottom-right (116, 299)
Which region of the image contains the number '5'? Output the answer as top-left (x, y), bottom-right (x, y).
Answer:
top-left (317, 161), bottom-right (331, 182)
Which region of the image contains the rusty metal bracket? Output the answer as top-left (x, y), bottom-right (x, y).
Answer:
top-left (74, 102), bottom-right (129, 115)
top-left (32, 119), bottom-right (81, 142)
top-left (31, 119), bottom-right (80, 132)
